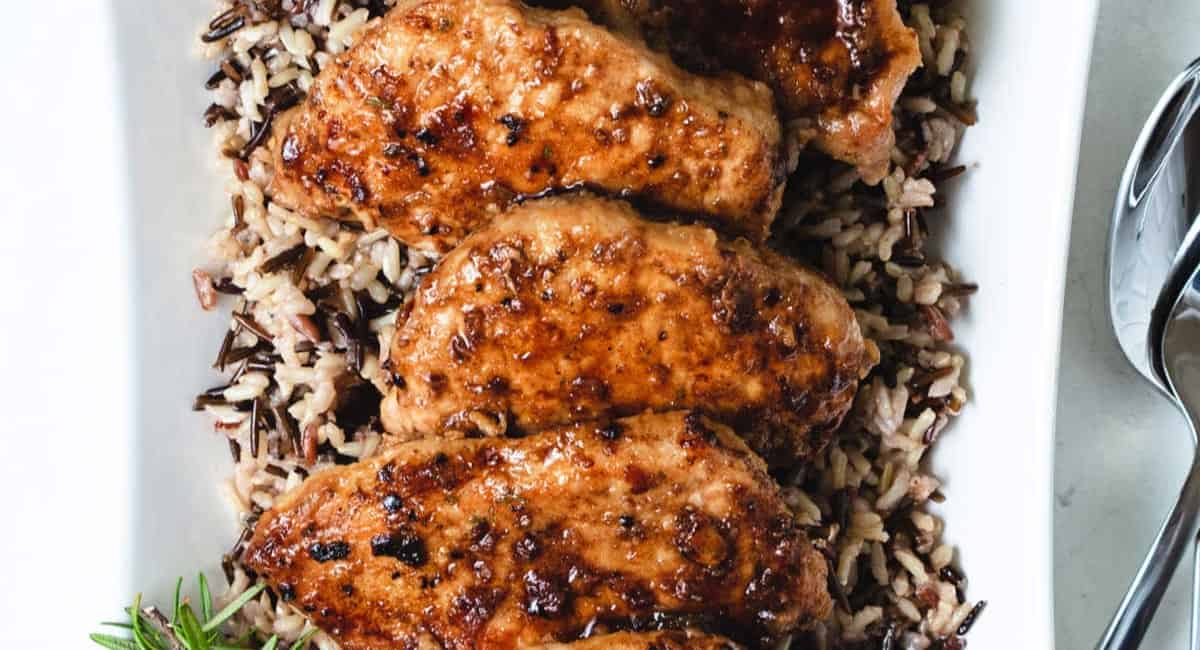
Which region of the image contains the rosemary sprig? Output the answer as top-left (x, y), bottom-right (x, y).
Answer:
top-left (90, 574), bottom-right (317, 650)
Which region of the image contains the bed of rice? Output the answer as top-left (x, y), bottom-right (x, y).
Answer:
top-left (194, 1), bottom-right (981, 648)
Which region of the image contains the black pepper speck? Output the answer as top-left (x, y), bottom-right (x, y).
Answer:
top-left (598, 422), bottom-right (623, 441)
top-left (383, 493), bottom-right (403, 513)
top-left (372, 529), bottom-right (428, 567)
top-left (414, 128), bottom-right (439, 145)
top-left (308, 541), bottom-right (351, 563)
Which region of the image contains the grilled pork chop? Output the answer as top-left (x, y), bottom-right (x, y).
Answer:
top-left (538, 0), bottom-right (921, 183)
top-left (243, 412), bottom-right (832, 649)
top-left (381, 195), bottom-right (874, 466)
top-left (268, 0), bottom-right (785, 252)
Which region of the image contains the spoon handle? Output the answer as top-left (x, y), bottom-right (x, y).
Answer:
top-left (1192, 538), bottom-right (1200, 650)
top-left (1097, 459), bottom-right (1200, 650)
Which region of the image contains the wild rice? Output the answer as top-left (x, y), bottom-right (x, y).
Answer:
top-left (194, 1), bottom-right (980, 647)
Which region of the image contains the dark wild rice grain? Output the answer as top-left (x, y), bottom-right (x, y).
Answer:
top-left (193, 394), bottom-right (229, 411)
top-left (204, 103), bottom-right (238, 127)
top-left (239, 114), bottom-right (275, 160)
top-left (214, 276), bottom-right (244, 295)
top-left (934, 97), bottom-right (978, 126)
top-left (957, 600), bottom-right (987, 636)
top-left (292, 247), bottom-right (315, 284)
top-left (202, 14), bottom-right (247, 43)
top-left (273, 403), bottom-right (301, 454)
top-left (232, 311), bottom-right (273, 342)
top-left (208, 5), bottom-right (244, 30)
top-left (264, 464), bottom-right (288, 479)
top-left (213, 328), bottom-right (236, 370)
top-left (249, 397), bottom-right (262, 459)
top-left (223, 345), bottom-right (260, 368)
top-left (881, 623), bottom-right (898, 650)
top-left (221, 59), bottom-right (245, 84)
top-left (260, 242), bottom-right (309, 273)
top-left (927, 164), bottom-right (968, 183)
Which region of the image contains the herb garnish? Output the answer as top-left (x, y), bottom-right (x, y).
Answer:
top-left (90, 574), bottom-right (317, 650)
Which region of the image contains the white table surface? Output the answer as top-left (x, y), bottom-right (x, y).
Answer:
top-left (1055, 0), bottom-right (1200, 648)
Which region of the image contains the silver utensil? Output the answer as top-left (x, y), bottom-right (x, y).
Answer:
top-left (1160, 232), bottom-right (1200, 649)
top-left (1102, 57), bottom-right (1200, 650)
top-left (1110, 57), bottom-right (1200, 391)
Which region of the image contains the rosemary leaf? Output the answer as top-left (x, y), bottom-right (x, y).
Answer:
top-left (92, 577), bottom-right (277, 650)
top-left (199, 573), bottom-right (214, 624)
top-left (202, 584), bottom-right (267, 634)
top-left (177, 604), bottom-right (209, 650)
top-left (89, 634), bottom-right (142, 650)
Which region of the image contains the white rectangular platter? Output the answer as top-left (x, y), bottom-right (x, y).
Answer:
top-left (0, 1), bottom-right (1099, 646)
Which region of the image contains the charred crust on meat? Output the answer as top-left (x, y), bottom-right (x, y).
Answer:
top-left (597, 421), bottom-right (624, 441)
top-left (523, 569), bottom-right (571, 618)
top-left (448, 586), bottom-right (506, 639)
top-left (308, 540), bottom-right (351, 563)
top-left (635, 80), bottom-right (672, 117)
top-left (711, 276), bottom-right (758, 333)
top-left (498, 113), bottom-right (526, 145)
top-left (410, 152), bottom-right (431, 176)
top-left (485, 376), bottom-right (510, 394)
top-left (382, 493), bottom-right (403, 513)
top-left (450, 333), bottom-right (474, 362)
top-left (744, 565), bottom-right (786, 610)
top-left (371, 529), bottom-right (428, 567)
top-left (348, 172), bottom-right (369, 203)
top-left (539, 27), bottom-right (563, 75)
top-left (469, 517), bottom-right (497, 553)
top-left (764, 286), bottom-right (782, 307)
top-left (414, 128), bottom-right (439, 146)
top-left (681, 413), bottom-right (719, 448)
top-left (624, 465), bottom-right (659, 494)
top-left (673, 507), bottom-right (732, 573)
top-left (620, 583), bottom-right (657, 610)
top-left (513, 532), bottom-right (542, 562)
top-left (568, 375), bottom-right (610, 402)
top-left (377, 462), bottom-right (395, 484)
top-left (426, 372), bottom-right (447, 394)
top-left (472, 445), bottom-right (501, 467)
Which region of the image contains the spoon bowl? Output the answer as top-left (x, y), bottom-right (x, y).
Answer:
top-left (1161, 257), bottom-right (1200, 409)
top-left (1109, 56), bottom-right (1200, 394)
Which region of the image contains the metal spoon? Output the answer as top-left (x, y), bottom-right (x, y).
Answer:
top-left (1158, 228), bottom-right (1200, 649)
top-left (1101, 57), bottom-right (1200, 650)
top-left (1109, 57), bottom-right (1200, 391)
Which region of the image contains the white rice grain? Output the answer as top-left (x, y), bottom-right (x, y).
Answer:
top-left (894, 548), bottom-right (930, 585)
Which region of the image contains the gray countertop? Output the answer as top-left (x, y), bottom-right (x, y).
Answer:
top-left (1055, 0), bottom-right (1200, 647)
